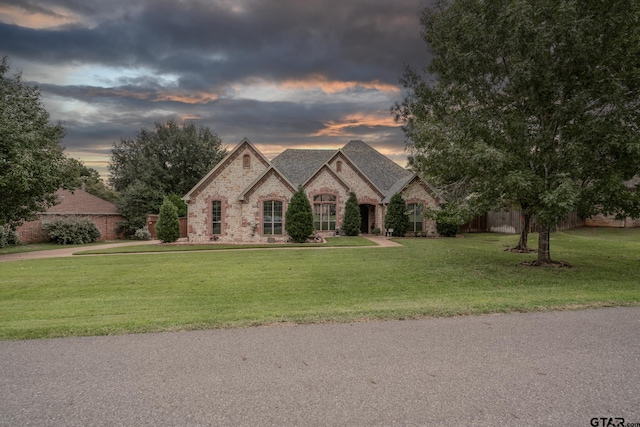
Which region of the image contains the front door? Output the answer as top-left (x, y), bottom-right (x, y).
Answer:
top-left (360, 205), bottom-right (369, 234)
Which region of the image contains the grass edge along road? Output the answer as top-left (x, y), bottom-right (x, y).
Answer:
top-left (1, 228), bottom-right (638, 340)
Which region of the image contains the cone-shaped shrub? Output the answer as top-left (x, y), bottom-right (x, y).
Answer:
top-left (384, 193), bottom-right (409, 237)
top-left (342, 192), bottom-right (361, 236)
top-left (156, 197), bottom-right (180, 243)
top-left (285, 186), bottom-right (314, 243)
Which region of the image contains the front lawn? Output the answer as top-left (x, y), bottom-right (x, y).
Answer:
top-left (1, 228), bottom-right (638, 340)
top-left (0, 241), bottom-right (114, 255)
top-left (74, 236), bottom-right (376, 254)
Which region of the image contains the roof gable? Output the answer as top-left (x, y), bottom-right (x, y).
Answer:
top-left (183, 138), bottom-right (269, 201)
top-left (340, 140), bottom-right (413, 195)
top-left (303, 164), bottom-right (351, 193)
top-left (382, 174), bottom-right (441, 204)
top-left (323, 151), bottom-right (384, 198)
top-left (270, 149), bottom-right (335, 187)
top-left (239, 166), bottom-right (296, 201)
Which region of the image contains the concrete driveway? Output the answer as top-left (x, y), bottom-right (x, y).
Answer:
top-left (1, 307), bottom-right (638, 426)
top-left (0, 240), bottom-right (162, 263)
top-left (0, 236), bottom-right (400, 263)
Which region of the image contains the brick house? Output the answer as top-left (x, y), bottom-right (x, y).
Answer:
top-left (183, 139), bottom-right (439, 243)
top-left (16, 189), bottom-right (124, 243)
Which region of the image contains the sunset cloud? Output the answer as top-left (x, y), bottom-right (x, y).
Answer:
top-left (0, 3), bottom-right (81, 29)
top-left (1, 0), bottom-right (434, 180)
top-left (279, 75), bottom-right (400, 94)
top-left (314, 113), bottom-right (399, 137)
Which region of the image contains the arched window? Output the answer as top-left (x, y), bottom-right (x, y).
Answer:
top-left (263, 200), bottom-right (283, 235)
top-left (243, 154), bottom-right (251, 169)
top-left (313, 194), bottom-right (336, 231)
top-left (336, 160), bottom-right (342, 172)
top-left (407, 203), bottom-right (423, 232)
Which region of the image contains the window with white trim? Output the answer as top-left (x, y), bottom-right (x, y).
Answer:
top-left (263, 200), bottom-right (283, 235)
top-left (313, 194), bottom-right (336, 231)
top-left (212, 200), bottom-right (222, 234)
top-left (407, 203), bottom-right (423, 232)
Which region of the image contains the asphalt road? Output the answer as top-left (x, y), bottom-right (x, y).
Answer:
top-left (1, 307), bottom-right (639, 426)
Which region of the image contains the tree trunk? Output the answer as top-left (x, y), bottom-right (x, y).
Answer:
top-left (512, 213), bottom-right (531, 252)
top-left (537, 226), bottom-right (552, 265)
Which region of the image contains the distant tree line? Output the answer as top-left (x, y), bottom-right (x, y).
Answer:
top-left (1, 53), bottom-right (228, 243)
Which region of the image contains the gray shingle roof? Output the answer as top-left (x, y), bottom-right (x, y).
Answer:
top-left (270, 149), bottom-right (335, 187)
top-left (270, 140), bottom-right (413, 198)
top-left (341, 140), bottom-right (413, 195)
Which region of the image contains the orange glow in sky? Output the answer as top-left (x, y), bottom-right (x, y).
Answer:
top-left (279, 75), bottom-right (399, 94)
top-left (313, 113), bottom-right (398, 137)
top-left (0, 4), bottom-right (80, 29)
top-left (84, 87), bottom-right (219, 104)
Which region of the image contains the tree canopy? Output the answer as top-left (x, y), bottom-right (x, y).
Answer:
top-left (109, 119), bottom-right (226, 233)
top-left (109, 120), bottom-right (227, 196)
top-left (66, 158), bottom-right (119, 203)
top-left (0, 56), bottom-right (75, 227)
top-left (395, 0), bottom-right (640, 264)
top-left (117, 181), bottom-right (165, 233)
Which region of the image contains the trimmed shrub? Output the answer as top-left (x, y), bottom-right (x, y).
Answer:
top-left (166, 193), bottom-right (188, 217)
top-left (342, 192), bottom-right (361, 236)
top-left (384, 193), bottom-right (409, 237)
top-left (45, 218), bottom-right (101, 245)
top-left (0, 225), bottom-right (21, 248)
top-left (156, 197), bottom-right (180, 243)
top-left (432, 204), bottom-right (462, 237)
top-left (133, 226), bottom-right (152, 240)
top-left (285, 186), bottom-right (314, 243)
top-left (436, 220), bottom-right (459, 237)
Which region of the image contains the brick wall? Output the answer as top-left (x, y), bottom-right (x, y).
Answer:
top-left (17, 214), bottom-right (125, 243)
top-left (401, 179), bottom-right (439, 236)
top-left (187, 144), bottom-right (271, 243)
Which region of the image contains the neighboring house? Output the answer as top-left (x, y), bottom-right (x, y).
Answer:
top-left (584, 177), bottom-right (640, 228)
top-left (16, 189), bottom-right (124, 243)
top-left (183, 139), bottom-right (439, 243)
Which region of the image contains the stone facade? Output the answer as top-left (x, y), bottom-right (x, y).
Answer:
top-left (183, 139), bottom-right (440, 243)
top-left (401, 178), bottom-right (440, 236)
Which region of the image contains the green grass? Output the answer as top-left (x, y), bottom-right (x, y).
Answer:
top-left (74, 236), bottom-right (376, 254)
top-left (0, 241), bottom-right (114, 255)
top-left (1, 228), bottom-right (638, 340)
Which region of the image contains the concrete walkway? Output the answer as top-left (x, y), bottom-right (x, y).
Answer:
top-left (1, 307), bottom-right (638, 426)
top-left (0, 236), bottom-right (400, 263)
top-left (360, 234), bottom-right (402, 247)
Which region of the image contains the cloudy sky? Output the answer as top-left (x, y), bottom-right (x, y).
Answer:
top-left (1, 0), bottom-right (433, 179)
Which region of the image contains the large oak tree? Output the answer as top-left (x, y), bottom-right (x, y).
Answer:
top-left (396, 0), bottom-right (640, 265)
top-left (109, 119), bottom-right (227, 233)
top-left (0, 56), bottom-right (74, 227)
top-left (109, 120), bottom-right (227, 196)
